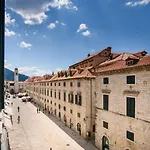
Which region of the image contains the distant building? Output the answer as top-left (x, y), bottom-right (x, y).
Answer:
top-left (22, 47), bottom-right (150, 149)
top-left (5, 68), bottom-right (21, 94)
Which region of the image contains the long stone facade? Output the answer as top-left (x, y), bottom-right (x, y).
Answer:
top-left (20, 47), bottom-right (150, 149)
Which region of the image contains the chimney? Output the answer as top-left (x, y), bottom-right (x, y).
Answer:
top-left (107, 46), bottom-right (112, 50)
top-left (87, 53), bottom-right (90, 57)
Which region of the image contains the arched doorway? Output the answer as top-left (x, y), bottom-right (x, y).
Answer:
top-left (64, 115), bottom-right (66, 125)
top-left (77, 123), bottom-right (81, 135)
top-left (102, 136), bottom-right (109, 150)
top-left (59, 112), bottom-right (61, 119)
top-left (70, 119), bottom-right (72, 129)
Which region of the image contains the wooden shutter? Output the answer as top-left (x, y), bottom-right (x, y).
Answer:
top-left (103, 95), bottom-right (108, 110)
top-left (127, 97), bottom-right (135, 118)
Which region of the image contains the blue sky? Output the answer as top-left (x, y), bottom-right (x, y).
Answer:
top-left (5, 0), bottom-right (150, 76)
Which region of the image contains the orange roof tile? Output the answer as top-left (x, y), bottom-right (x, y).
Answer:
top-left (96, 55), bottom-right (150, 74)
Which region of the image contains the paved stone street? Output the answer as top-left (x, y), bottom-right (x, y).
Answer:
top-left (6, 97), bottom-right (98, 150)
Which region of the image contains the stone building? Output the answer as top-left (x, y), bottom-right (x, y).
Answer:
top-left (22, 47), bottom-right (150, 149)
top-left (94, 51), bottom-right (150, 150)
top-left (25, 69), bottom-right (96, 139)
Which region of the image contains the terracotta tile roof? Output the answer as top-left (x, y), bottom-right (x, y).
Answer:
top-left (134, 50), bottom-right (147, 57)
top-left (99, 53), bottom-right (139, 67)
top-left (69, 47), bottom-right (113, 67)
top-left (96, 55), bottom-right (150, 74)
top-left (43, 68), bottom-right (96, 82)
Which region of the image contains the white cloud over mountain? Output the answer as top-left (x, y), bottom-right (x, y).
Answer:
top-left (19, 66), bottom-right (52, 76)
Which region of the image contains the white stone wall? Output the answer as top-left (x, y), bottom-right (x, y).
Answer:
top-left (95, 68), bottom-right (150, 150)
top-left (24, 78), bottom-right (96, 139)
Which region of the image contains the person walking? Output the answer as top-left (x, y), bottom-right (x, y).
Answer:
top-left (39, 108), bottom-right (40, 113)
top-left (17, 116), bottom-right (20, 124)
top-left (37, 108), bottom-right (38, 113)
top-left (17, 106), bottom-right (20, 112)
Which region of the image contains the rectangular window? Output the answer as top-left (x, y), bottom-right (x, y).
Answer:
top-left (47, 89), bottom-right (49, 96)
top-left (103, 95), bottom-right (109, 110)
top-left (127, 75), bottom-right (135, 84)
top-left (51, 83), bottom-right (52, 86)
top-left (63, 82), bottom-right (66, 87)
top-left (70, 109), bottom-right (73, 114)
top-left (77, 82), bottom-right (80, 87)
top-left (59, 83), bottom-right (60, 86)
top-left (55, 91), bottom-right (56, 98)
top-left (55, 83), bottom-right (56, 86)
top-left (71, 93), bottom-right (74, 103)
top-left (64, 92), bottom-right (66, 101)
top-left (103, 121), bottom-right (108, 129)
top-left (68, 94), bottom-right (70, 102)
top-left (127, 97), bottom-right (135, 118)
top-left (70, 82), bottom-right (73, 87)
top-left (64, 106), bottom-right (66, 111)
top-left (103, 77), bottom-right (109, 84)
top-left (50, 90), bottom-right (52, 97)
top-left (127, 131), bottom-right (134, 141)
top-left (59, 91), bottom-right (61, 100)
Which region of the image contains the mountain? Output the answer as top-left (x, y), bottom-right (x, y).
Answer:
top-left (4, 68), bottom-right (29, 81)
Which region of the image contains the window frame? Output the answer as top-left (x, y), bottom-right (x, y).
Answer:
top-left (127, 75), bottom-right (135, 84)
top-left (126, 97), bottom-right (135, 118)
top-left (103, 95), bottom-right (109, 111)
top-left (103, 77), bottom-right (109, 84)
top-left (126, 131), bottom-right (134, 142)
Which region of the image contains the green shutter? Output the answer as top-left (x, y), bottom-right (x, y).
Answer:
top-left (127, 97), bottom-right (135, 118)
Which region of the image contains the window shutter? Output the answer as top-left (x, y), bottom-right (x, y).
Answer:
top-left (75, 95), bottom-right (77, 104)
top-left (103, 95), bottom-right (108, 110)
top-left (79, 95), bottom-right (82, 105)
top-left (68, 94), bottom-right (70, 102)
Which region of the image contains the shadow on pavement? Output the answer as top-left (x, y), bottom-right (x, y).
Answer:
top-left (31, 102), bottom-right (98, 150)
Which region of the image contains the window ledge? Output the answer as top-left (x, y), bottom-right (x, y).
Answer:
top-left (102, 89), bottom-right (111, 94)
top-left (123, 90), bottom-right (140, 96)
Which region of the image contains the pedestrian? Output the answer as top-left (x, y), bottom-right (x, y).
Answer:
top-left (17, 116), bottom-right (20, 124)
top-left (37, 108), bottom-right (38, 113)
top-left (39, 108), bottom-right (40, 113)
top-left (17, 106), bottom-right (20, 112)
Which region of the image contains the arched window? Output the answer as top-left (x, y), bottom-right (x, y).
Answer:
top-left (102, 136), bottom-right (109, 150)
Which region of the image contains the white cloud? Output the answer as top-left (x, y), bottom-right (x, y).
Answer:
top-left (55, 20), bottom-right (59, 24)
top-left (4, 60), bottom-right (12, 69)
top-left (48, 23), bottom-right (56, 29)
top-left (5, 28), bottom-right (15, 36)
top-left (19, 41), bottom-right (32, 49)
top-left (18, 66), bottom-right (52, 76)
top-left (5, 12), bottom-right (15, 26)
top-left (6, 0), bottom-right (77, 25)
top-left (25, 33), bottom-right (28, 36)
top-left (77, 24), bottom-right (88, 32)
top-left (49, 0), bottom-right (78, 10)
top-left (126, 0), bottom-right (150, 6)
top-left (18, 34), bottom-right (21, 36)
top-left (61, 22), bottom-right (66, 26)
top-left (81, 30), bottom-right (91, 37)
